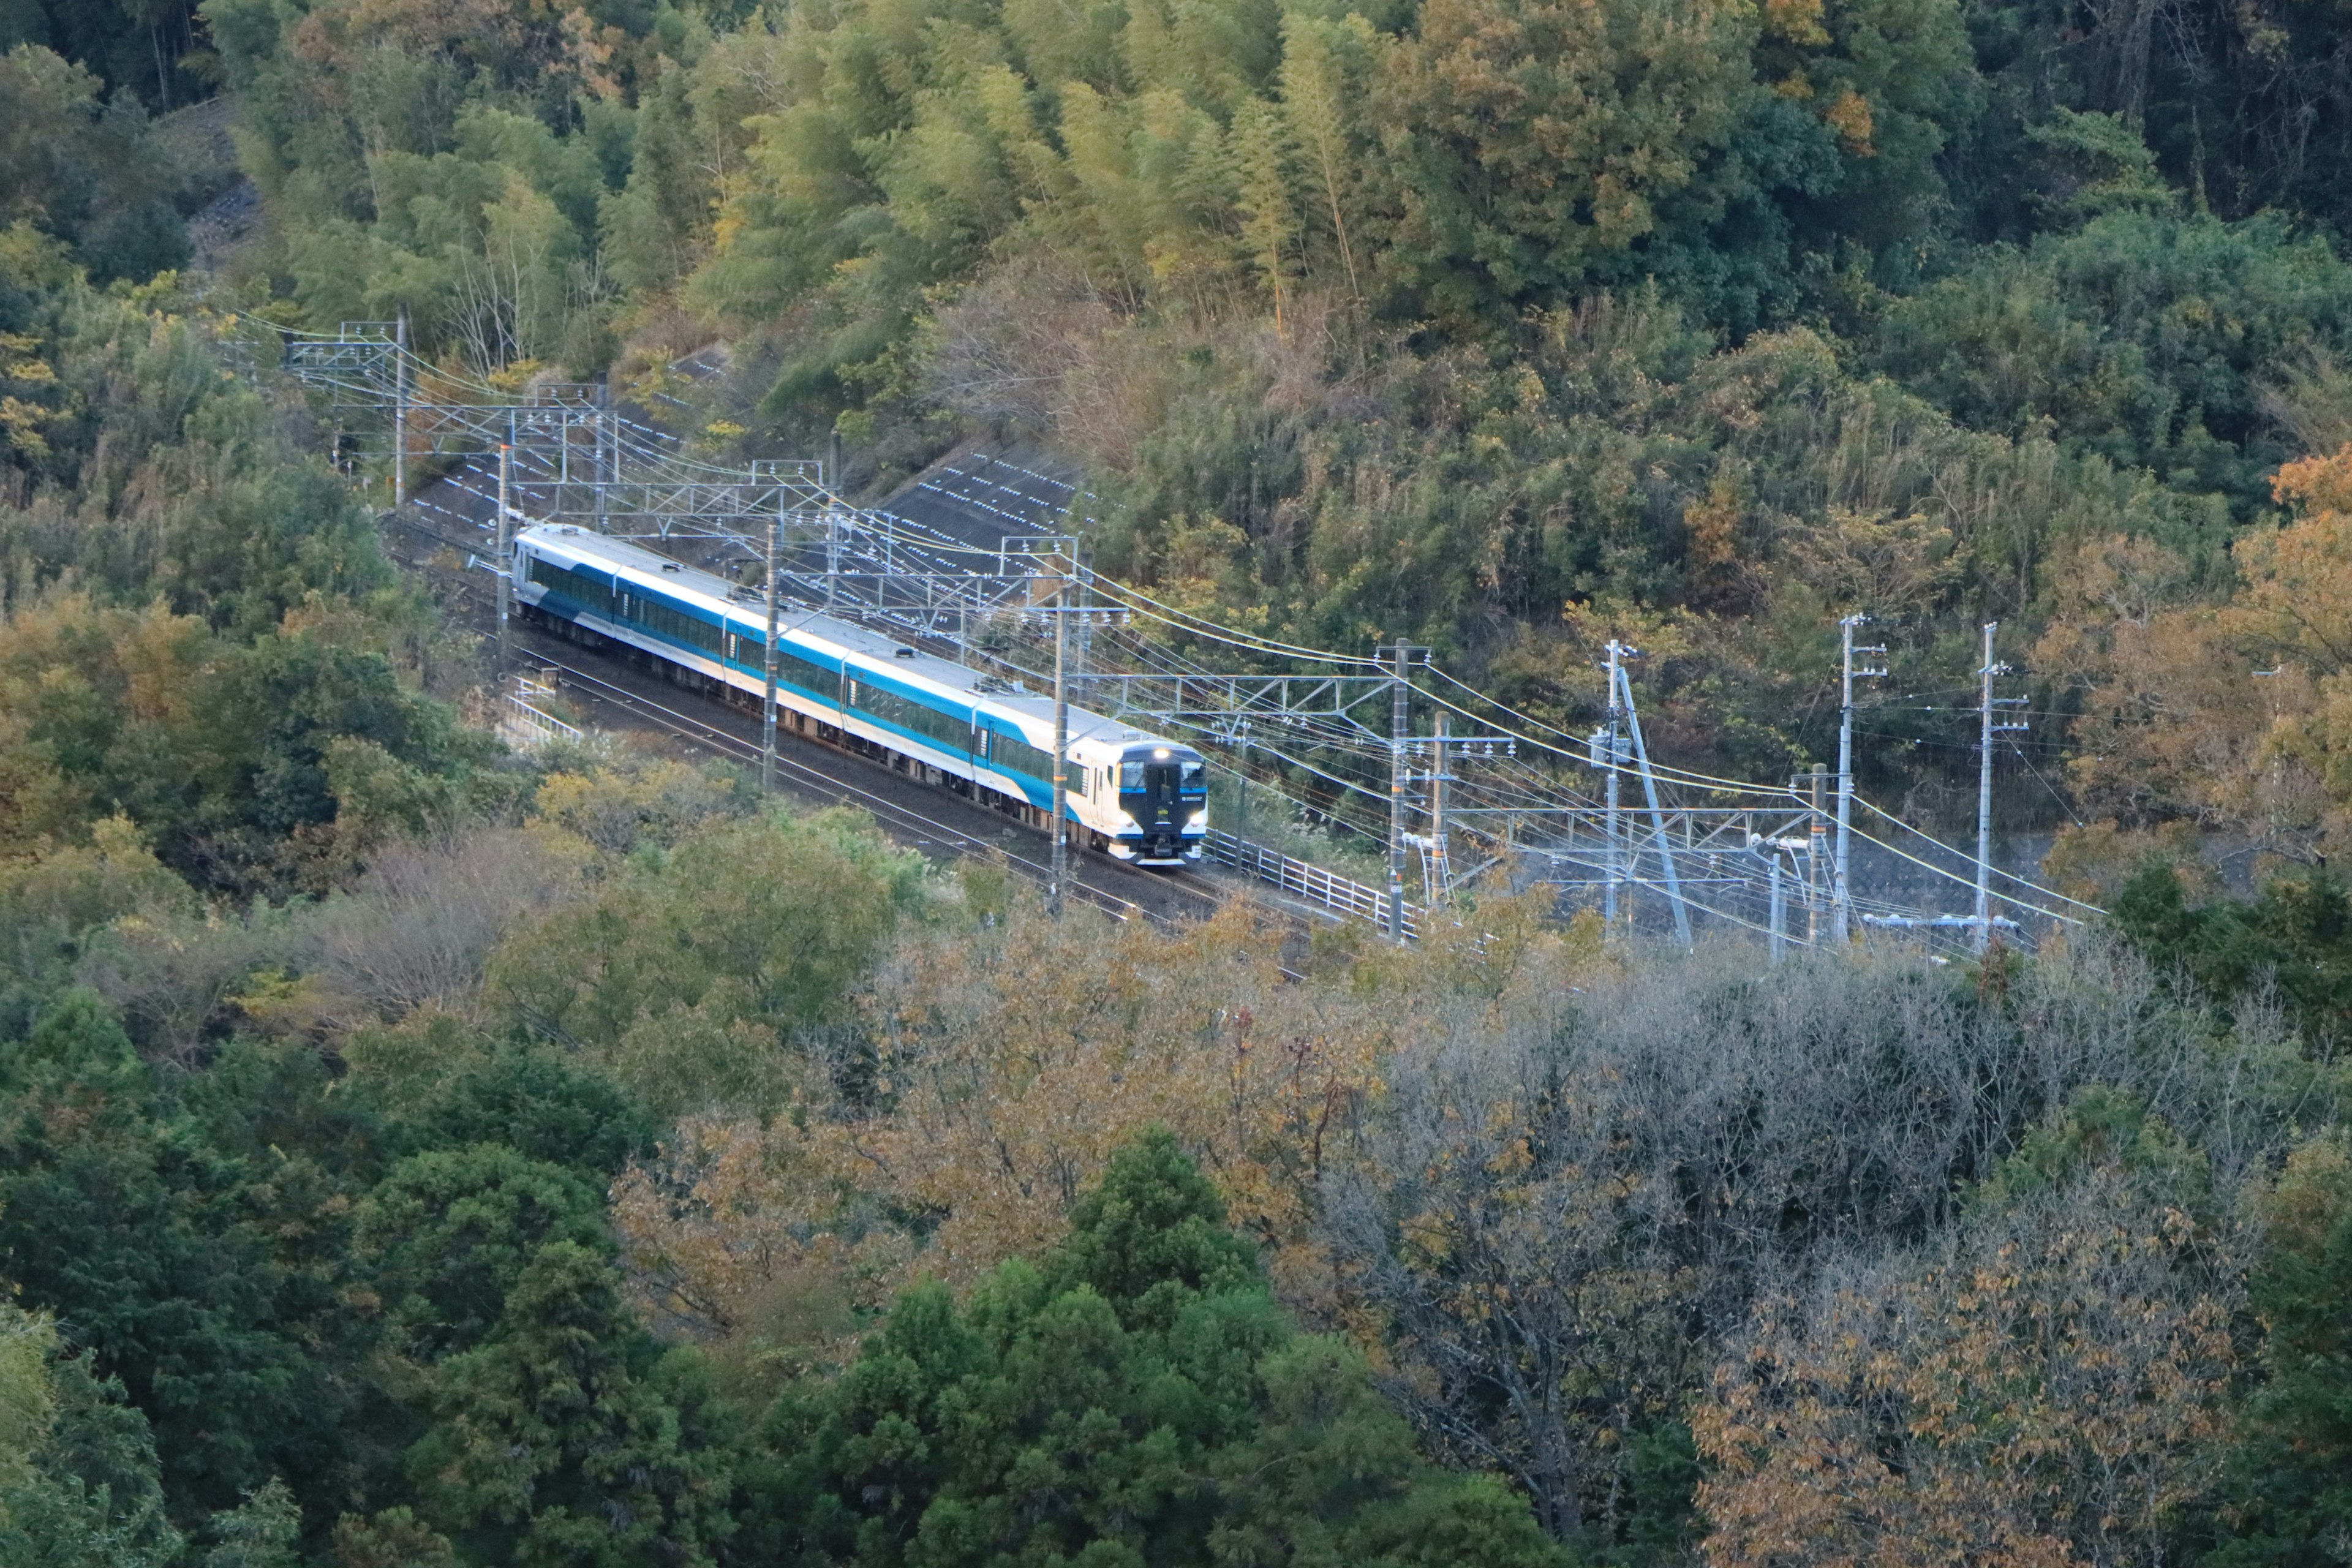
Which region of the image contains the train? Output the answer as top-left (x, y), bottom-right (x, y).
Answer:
top-left (511, 524), bottom-right (1210, 865)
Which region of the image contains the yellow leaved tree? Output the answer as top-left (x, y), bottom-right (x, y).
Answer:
top-left (1694, 1156), bottom-right (2237, 1568)
top-left (2041, 444), bottom-right (2352, 854)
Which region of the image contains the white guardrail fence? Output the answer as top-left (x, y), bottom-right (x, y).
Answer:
top-left (498, 674), bottom-right (585, 750)
top-left (1203, 829), bottom-right (1423, 940)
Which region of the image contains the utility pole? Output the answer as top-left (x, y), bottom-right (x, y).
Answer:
top-left (392, 308), bottom-right (409, 510)
top-left (1379, 643), bottom-right (1425, 942)
top-left (1807, 763), bottom-right (1826, 945)
top-left (1603, 639), bottom-right (1624, 929)
top-left (825, 504), bottom-right (840, 612)
top-left (761, 499), bottom-right (782, 794)
top-left (1428, 712), bottom-right (1451, 906)
top-left (1049, 570), bottom-right (1070, 916)
top-left (596, 379), bottom-right (611, 531)
top-left (494, 420), bottom-right (513, 672)
top-left (1234, 723), bottom-right (1250, 848)
top-left (1975, 622), bottom-right (2029, 952)
top-left (1076, 548), bottom-right (1093, 685)
top-left (1834, 615), bottom-right (1887, 943)
top-left (1768, 855), bottom-right (1786, 963)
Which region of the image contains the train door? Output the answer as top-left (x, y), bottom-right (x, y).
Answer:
top-left (1120, 754), bottom-right (1182, 857)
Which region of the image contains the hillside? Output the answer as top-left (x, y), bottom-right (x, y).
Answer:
top-left (0, 1), bottom-right (2350, 1566)
top-left (160, 0), bottom-right (2352, 856)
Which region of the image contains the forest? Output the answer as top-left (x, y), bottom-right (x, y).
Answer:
top-left (2, 0), bottom-right (2352, 1564)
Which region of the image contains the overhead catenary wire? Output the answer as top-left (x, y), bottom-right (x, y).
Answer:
top-left (281, 320), bottom-right (2101, 944)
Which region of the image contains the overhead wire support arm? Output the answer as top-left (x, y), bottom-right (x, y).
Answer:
top-left (266, 322), bottom-right (2113, 956)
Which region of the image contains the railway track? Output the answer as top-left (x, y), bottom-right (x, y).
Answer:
top-left (383, 507), bottom-right (1243, 933)
top-left (526, 647), bottom-right (1227, 931)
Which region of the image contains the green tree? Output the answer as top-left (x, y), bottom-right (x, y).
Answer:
top-left (358, 1146), bottom-right (612, 1365)
top-left (404, 1241), bottom-right (740, 1567)
top-left (2212, 1134), bottom-right (2352, 1568)
top-left (1869, 207), bottom-right (2352, 518)
top-left (487, 809), bottom-right (922, 1118)
top-left (0, 993), bottom-right (371, 1517)
top-left (392, 1042), bottom-right (655, 1185)
top-left (0, 598), bottom-right (488, 895)
top-left (199, 1476), bottom-right (302, 1568)
top-left (742, 1127), bottom-right (1569, 1568)
top-left (0, 1346), bottom-right (181, 1567)
top-left (0, 816), bottom-right (194, 1041)
top-left (0, 44), bottom-right (188, 280)
top-left (2109, 860), bottom-right (2352, 1049)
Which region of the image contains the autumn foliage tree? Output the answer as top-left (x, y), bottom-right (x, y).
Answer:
top-left (2045, 442), bottom-right (2352, 855)
top-left (1695, 1102), bottom-right (2243, 1568)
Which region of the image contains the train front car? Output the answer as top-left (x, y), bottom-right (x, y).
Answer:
top-left (514, 524), bottom-right (1213, 872)
top-left (1114, 742), bottom-right (1208, 865)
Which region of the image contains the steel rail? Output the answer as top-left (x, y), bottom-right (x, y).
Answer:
top-left (391, 508), bottom-right (1191, 924)
top-left (528, 650), bottom-right (1219, 931)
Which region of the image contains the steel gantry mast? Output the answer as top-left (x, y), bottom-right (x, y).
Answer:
top-left (1378, 643), bottom-right (1427, 942)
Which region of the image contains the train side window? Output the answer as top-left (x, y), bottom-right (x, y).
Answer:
top-left (856, 679), bottom-right (971, 750)
top-left (990, 729), bottom-right (1054, 782)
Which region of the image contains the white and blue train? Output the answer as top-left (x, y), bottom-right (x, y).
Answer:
top-left (513, 525), bottom-right (1209, 865)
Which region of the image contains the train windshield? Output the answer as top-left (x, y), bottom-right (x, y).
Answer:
top-left (1121, 753), bottom-right (1205, 792)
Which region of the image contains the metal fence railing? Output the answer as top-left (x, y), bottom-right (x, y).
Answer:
top-left (1204, 829), bottom-right (1423, 940)
top-left (499, 675), bottom-right (584, 750)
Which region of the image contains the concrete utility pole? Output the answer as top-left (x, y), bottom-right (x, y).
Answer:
top-left (1234, 723), bottom-right (1250, 848)
top-left (392, 309), bottom-right (409, 510)
top-left (1768, 854), bottom-right (1786, 963)
top-left (1834, 615), bottom-right (1887, 943)
top-left (596, 379), bottom-right (611, 530)
top-left (494, 419), bottom-right (514, 671)
top-left (761, 499), bottom-right (782, 795)
top-left (1973, 622), bottom-right (2029, 951)
top-left (1379, 643), bottom-right (1425, 942)
top-left (1808, 763), bottom-right (1826, 945)
top-left (1604, 639), bottom-right (1624, 928)
top-left (1428, 712), bottom-right (1451, 906)
top-left (824, 504), bottom-right (840, 612)
top-left (1049, 571), bottom-right (1071, 916)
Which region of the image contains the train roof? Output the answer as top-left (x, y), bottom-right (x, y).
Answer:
top-left (519, 524), bottom-right (1189, 754)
